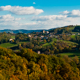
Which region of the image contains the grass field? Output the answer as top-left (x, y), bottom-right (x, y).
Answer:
top-left (42, 38), bottom-right (78, 47)
top-left (71, 35), bottom-right (76, 38)
top-left (11, 36), bottom-right (15, 39)
top-left (42, 38), bottom-right (57, 47)
top-left (69, 26), bottom-right (75, 30)
top-left (60, 51), bottom-right (80, 59)
top-left (0, 41), bottom-right (28, 48)
top-left (60, 40), bottom-right (78, 46)
top-left (0, 43), bottom-right (18, 48)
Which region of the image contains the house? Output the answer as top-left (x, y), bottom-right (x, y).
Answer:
top-left (42, 30), bottom-right (45, 33)
top-left (77, 33), bottom-right (80, 35)
top-left (34, 36), bottom-right (38, 39)
top-left (49, 34), bottom-right (53, 37)
top-left (46, 31), bottom-right (49, 34)
top-left (44, 37), bottom-right (48, 39)
top-left (9, 38), bottom-right (13, 41)
top-left (9, 39), bottom-right (13, 42)
top-left (40, 36), bottom-right (44, 39)
top-left (66, 34), bottom-right (70, 36)
top-left (55, 36), bottom-right (58, 38)
top-left (72, 34), bottom-right (75, 35)
top-left (37, 51), bottom-right (40, 54)
top-left (28, 34), bottom-right (31, 37)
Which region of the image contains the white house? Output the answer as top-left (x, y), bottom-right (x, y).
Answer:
top-left (9, 39), bottom-right (14, 42)
top-left (42, 30), bottom-right (45, 33)
top-left (77, 33), bottom-right (80, 35)
top-left (28, 34), bottom-right (31, 37)
top-left (37, 51), bottom-right (40, 54)
top-left (46, 31), bottom-right (49, 34)
top-left (40, 36), bottom-right (44, 39)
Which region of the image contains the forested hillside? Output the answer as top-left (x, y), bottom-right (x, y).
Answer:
top-left (0, 47), bottom-right (80, 80)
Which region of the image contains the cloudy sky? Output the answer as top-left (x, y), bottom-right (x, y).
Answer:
top-left (0, 0), bottom-right (80, 30)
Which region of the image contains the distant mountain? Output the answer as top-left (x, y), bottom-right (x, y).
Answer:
top-left (0, 25), bottom-right (77, 34)
top-left (0, 29), bottom-right (48, 34)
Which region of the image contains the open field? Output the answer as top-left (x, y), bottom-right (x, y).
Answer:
top-left (60, 51), bottom-right (80, 59)
top-left (69, 26), bottom-right (75, 30)
top-left (42, 38), bottom-right (57, 47)
top-left (11, 35), bottom-right (15, 39)
top-left (71, 35), bottom-right (76, 38)
top-left (0, 41), bottom-right (28, 48)
top-left (0, 43), bottom-right (18, 48)
top-left (60, 40), bottom-right (78, 46)
top-left (42, 38), bottom-right (78, 47)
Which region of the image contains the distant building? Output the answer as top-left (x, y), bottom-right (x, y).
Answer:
top-left (49, 34), bottom-right (53, 37)
top-left (55, 36), bottom-right (58, 38)
top-left (9, 39), bottom-right (14, 43)
top-left (40, 36), bottom-right (44, 39)
top-left (44, 37), bottom-right (48, 39)
top-left (66, 34), bottom-right (70, 35)
top-left (72, 34), bottom-right (75, 35)
top-left (28, 34), bottom-right (31, 37)
top-left (42, 30), bottom-right (45, 33)
top-left (34, 36), bottom-right (38, 39)
top-left (46, 31), bottom-right (49, 34)
top-left (9, 39), bottom-right (13, 41)
top-left (77, 33), bottom-right (80, 35)
top-left (37, 51), bottom-right (40, 54)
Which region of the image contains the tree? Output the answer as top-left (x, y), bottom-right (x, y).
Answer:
top-left (0, 74), bottom-right (5, 80)
top-left (73, 56), bottom-right (79, 64)
top-left (18, 44), bottom-right (22, 50)
top-left (44, 39), bottom-right (46, 43)
top-left (54, 49), bottom-right (59, 54)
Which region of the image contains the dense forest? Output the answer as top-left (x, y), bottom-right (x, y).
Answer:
top-left (0, 47), bottom-right (80, 80)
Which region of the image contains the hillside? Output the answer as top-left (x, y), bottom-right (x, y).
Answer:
top-left (0, 47), bottom-right (80, 80)
top-left (0, 25), bottom-right (80, 34)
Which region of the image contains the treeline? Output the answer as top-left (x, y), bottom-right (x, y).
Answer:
top-left (73, 26), bottom-right (80, 32)
top-left (20, 41), bottom-right (74, 55)
top-left (71, 35), bottom-right (80, 43)
top-left (0, 47), bottom-right (80, 80)
top-left (15, 33), bottom-right (28, 42)
top-left (49, 25), bottom-right (73, 34)
top-left (0, 32), bottom-right (11, 44)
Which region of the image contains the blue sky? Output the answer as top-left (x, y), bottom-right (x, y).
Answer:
top-left (0, 0), bottom-right (80, 30)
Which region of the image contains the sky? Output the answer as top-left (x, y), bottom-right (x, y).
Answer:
top-left (0, 0), bottom-right (80, 30)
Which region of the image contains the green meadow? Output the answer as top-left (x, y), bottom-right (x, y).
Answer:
top-left (71, 35), bottom-right (76, 38)
top-left (0, 43), bottom-right (18, 48)
top-left (60, 51), bottom-right (80, 59)
top-left (42, 38), bottom-right (57, 47)
top-left (69, 26), bottom-right (75, 30)
top-left (11, 35), bottom-right (15, 39)
top-left (60, 40), bottom-right (78, 46)
top-left (0, 41), bottom-right (28, 48)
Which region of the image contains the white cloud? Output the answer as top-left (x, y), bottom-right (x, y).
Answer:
top-left (0, 9), bottom-right (80, 30)
top-left (31, 15), bottom-right (67, 21)
top-left (0, 14), bottom-right (21, 22)
top-left (32, 10), bottom-right (80, 22)
top-left (62, 10), bottom-right (80, 17)
top-left (61, 10), bottom-right (69, 14)
top-left (0, 5), bottom-right (43, 15)
top-left (33, 2), bottom-right (36, 4)
top-left (30, 9), bottom-right (80, 29)
top-left (0, 17), bottom-right (80, 30)
top-left (31, 9), bottom-right (80, 29)
top-left (31, 18), bottom-right (80, 29)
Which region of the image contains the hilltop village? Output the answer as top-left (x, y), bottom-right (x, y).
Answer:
top-left (0, 25), bottom-right (80, 55)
